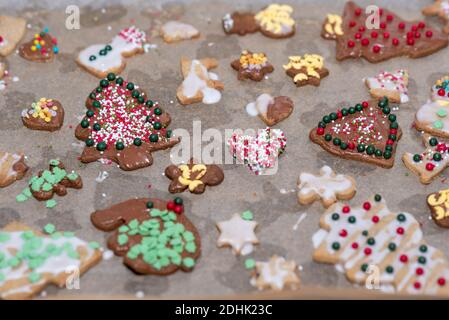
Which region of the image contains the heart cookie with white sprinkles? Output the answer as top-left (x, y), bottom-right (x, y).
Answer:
top-left (310, 98), bottom-right (402, 168)
top-left (75, 73), bottom-right (179, 171)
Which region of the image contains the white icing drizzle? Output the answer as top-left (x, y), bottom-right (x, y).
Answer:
top-left (416, 99), bottom-right (449, 134)
top-left (365, 70), bottom-right (409, 103)
top-left (250, 256), bottom-right (300, 291)
top-left (216, 213), bottom-right (258, 255)
top-left (0, 152), bottom-right (22, 184)
top-left (161, 21), bottom-right (199, 41)
top-left (245, 93), bottom-right (274, 117)
top-left (181, 60), bottom-right (221, 104)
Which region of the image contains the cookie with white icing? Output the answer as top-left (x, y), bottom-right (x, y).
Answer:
top-left (76, 26), bottom-right (146, 78)
top-left (365, 70), bottom-right (409, 104)
top-left (176, 57), bottom-right (224, 105)
top-left (216, 211), bottom-right (258, 256)
top-left (313, 195), bottom-right (449, 296)
top-left (402, 135), bottom-right (449, 184)
top-left (0, 15), bottom-right (26, 57)
top-left (0, 151), bottom-right (28, 188)
top-left (298, 166), bottom-right (356, 208)
top-left (160, 21), bottom-right (199, 43)
top-left (0, 222), bottom-right (102, 300)
top-left (245, 93), bottom-right (293, 126)
top-left (250, 255), bottom-right (301, 291)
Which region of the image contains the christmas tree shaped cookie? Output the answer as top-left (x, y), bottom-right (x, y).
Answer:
top-left (415, 76), bottom-right (449, 138)
top-left (0, 222), bottom-right (102, 300)
top-left (310, 98), bottom-right (402, 168)
top-left (402, 135), bottom-right (449, 184)
top-left (75, 73), bottom-right (179, 171)
top-left (322, 1), bottom-right (448, 63)
top-left (91, 197), bottom-right (201, 275)
top-left (313, 195), bottom-right (449, 296)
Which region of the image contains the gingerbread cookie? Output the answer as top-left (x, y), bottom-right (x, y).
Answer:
top-left (176, 57), bottom-right (224, 105)
top-left (75, 73), bottom-right (179, 171)
top-left (250, 255), bottom-right (300, 291)
top-left (228, 127), bottom-right (286, 175)
top-left (283, 55), bottom-right (329, 87)
top-left (0, 222), bottom-right (102, 300)
top-left (310, 98), bottom-right (402, 168)
top-left (231, 50), bottom-right (273, 81)
top-left (216, 211), bottom-right (258, 256)
top-left (415, 76), bottom-right (449, 138)
top-left (254, 4), bottom-right (295, 39)
top-left (322, 2), bottom-right (448, 63)
top-left (165, 159), bottom-right (224, 194)
top-left (245, 93), bottom-right (293, 126)
top-left (0, 151), bottom-right (28, 188)
top-left (222, 12), bottom-right (259, 36)
top-left (427, 189), bottom-right (449, 228)
top-left (322, 14), bottom-right (343, 40)
top-left (364, 70), bottom-right (409, 104)
top-left (19, 28), bottom-right (59, 62)
top-left (313, 195), bottom-right (449, 296)
top-left (160, 21), bottom-right (199, 43)
top-left (402, 135), bottom-right (449, 184)
top-left (21, 98), bottom-right (64, 132)
top-left (91, 197), bottom-right (201, 275)
top-left (16, 159), bottom-right (82, 208)
top-left (298, 166), bottom-right (356, 208)
top-left (77, 26), bottom-right (146, 78)
top-left (423, 0), bottom-right (449, 34)
top-left (0, 15), bottom-right (26, 57)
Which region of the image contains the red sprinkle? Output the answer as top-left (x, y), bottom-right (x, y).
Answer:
top-left (348, 40), bottom-right (355, 48)
top-left (355, 33), bottom-right (362, 39)
top-left (426, 30), bottom-right (433, 38)
top-left (372, 216), bottom-right (380, 223)
top-left (0, 36), bottom-right (3, 43)
top-left (317, 127), bottom-right (325, 135)
top-left (361, 38), bottom-right (370, 46)
top-left (398, 22), bottom-right (406, 29)
top-left (416, 268), bottom-right (424, 276)
top-left (411, 25), bottom-right (418, 32)
top-left (400, 254), bottom-right (408, 263)
top-left (438, 89), bottom-right (446, 96)
top-left (396, 227), bottom-right (404, 235)
top-left (364, 248), bottom-right (372, 255)
top-left (342, 206), bottom-right (350, 214)
top-left (371, 31), bottom-right (378, 38)
top-left (339, 229), bottom-right (348, 237)
top-left (386, 139), bottom-right (394, 145)
top-left (407, 38), bottom-right (415, 46)
top-left (166, 201), bottom-right (175, 211)
top-left (380, 22), bottom-right (387, 29)
top-left (438, 278), bottom-right (446, 286)
top-left (383, 32), bottom-right (390, 39)
top-left (414, 32), bottom-right (421, 38)
top-left (349, 21), bottom-right (356, 28)
top-left (392, 38), bottom-right (399, 46)
top-left (355, 8), bottom-right (362, 16)
top-left (352, 242), bottom-right (359, 249)
top-left (414, 282), bottom-right (421, 290)
top-left (418, 22), bottom-right (426, 29)
top-left (387, 14), bottom-right (394, 22)
top-left (390, 129), bottom-right (398, 135)
top-left (359, 26), bottom-right (366, 32)
top-left (174, 205), bottom-right (183, 214)
top-left (372, 45), bottom-right (381, 53)
top-left (363, 202), bottom-right (371, 210)
top-left (348, 142), bottom-right (355, 150)
top-left (362, 101), bottom-right (369, 108)
top-left (426, 163), bottom-right (435, 171)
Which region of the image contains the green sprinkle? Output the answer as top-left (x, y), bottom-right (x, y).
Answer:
top-left (128, 219), bottom-right (139, 229)
top-left (118, 225), bottom-right (129, 233)
top-left (42, 182), bottom-right (53, 192)
top-left (0, 233), bottom-right (10, 243)
top-left (22, 188), bottom-right (32, 198)
top-left (28, 272), bottom-right (41, 283)
top-left (185, 242), bottom-right (196, 253)
top-left (89, 241), bottom-right (100, 249)
top-left (241, 210), bottom-right (253, 221)
top-left (66, 173), bottom-right (78, 181)
top-left (43, 224), bottom-right (56, 234)
top-left (46, 199), bottom-right (57, 208)
top-left (0, 272), bottom-right (5, 282)
top-left (437, 109), bottom-right (447, 118)
top-left (22, 230), bottom-right (35, 240)
top-left (434, 120), bottom-right (444, 129)
top-left (118, 234), bottom-right (128, 245)
top-left (63, 231), bottom-right (75, 238)
top-left (183, 257), bottom-right (195, 268)
top-left (49, 159), bottom-right (60, 166)
top-left (68, 250), bottom-right (80, 259)
top-left (245, 258), bottom-right (256, 269)
top-left (8, 257), bottom-right (20, 267)
top-left (51, 232), bottom-right (62, 240)
top-left (16, 194), bottom-right (28, 202)
top-left (183, 231), bottom-right (195, 242)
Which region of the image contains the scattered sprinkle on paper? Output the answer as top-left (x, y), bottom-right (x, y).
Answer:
top-left (96, 171), bottom-right (109, 183)
top-left (293, 213), bottom-right (307, 231)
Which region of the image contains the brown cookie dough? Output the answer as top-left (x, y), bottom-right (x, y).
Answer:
top-left (0, 59), bottom-right (6, 79)
top-left (0, 15), bottom-right (27, 57)
top-left (423, 0), bottom-right (449, 34)
top-left (245, 93), bottom-right (293, 126)
top-left (19, 29), bottom-right (59, 62)
top-left (0, 151), bottom-right (28, 188)
top-left (231, 50), bottom-right (274, 81)
top-left (91, 197), bottom-right (201, 275)
top-left (21, 98), bottom-right (64, 132)
top-left (283, 55), bottom-right (329, 87)
top-left (75, 73), bottom-right (179, 171)
top-left (323, 1), bottom-right (448, 63)
top-left (309, 98), bottom-right (402, 169)
top-left (427, 189), bottom-right (449, 228)
top-left (222, 12), bottom-right (259, 36)
top-left (165, 159), bottom-right (224, 194)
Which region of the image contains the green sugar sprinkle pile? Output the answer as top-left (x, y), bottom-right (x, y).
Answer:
top-left (118, 208), bottom-right (198, 270)
top-left (241, 210), bottom-right (253, 221)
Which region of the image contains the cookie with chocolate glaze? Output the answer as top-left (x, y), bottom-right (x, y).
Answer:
top-left (231, 50), bottom-right (273, 81)
top-left (310, 98), bottom-right (402, 169)
top-left (19, 28), bottom-right (59, 62)
top-left (323, 1), bottom-right (448, 63)
top-left (427, 189), bottom-right (449, 228)
top-left (222, 12), bottom-right (259, 36)
top-left (165, 159), bottom-right (224, 194)
top-left (245, 93), bottom-right (293, 126)
top-left (91, 197), bottom-right (201, 275)
top-left (21, 98), bottom-right (64, 132)
top-left (75, 73), bottom-right (179, 171)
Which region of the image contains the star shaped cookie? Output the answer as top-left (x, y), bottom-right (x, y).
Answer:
top-left (216, 212), bottom-right (258, 256)
top-left (250, 255), bottom-right (301, 291)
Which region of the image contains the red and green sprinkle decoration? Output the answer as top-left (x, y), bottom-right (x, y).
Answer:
top-left (412, 137), bottom-right (449, 172)
top-left (315, 97), bottom-right (398, 160)
top-left (79, 73), bottom-right (172, 152)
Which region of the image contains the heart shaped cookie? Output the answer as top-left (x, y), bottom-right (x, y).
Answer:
top-left (310, 98), bottom-right (402, 168)
top-left (19, 28), bottom-right (59, 62)
top-left (21, 98), bottom-right (64, 132)
top-left (245, 93), bottom-right (293, 126)
top-left (228, 127), bottom-right (286, 175)
top-left (0, 15), bottom-right (26, 57)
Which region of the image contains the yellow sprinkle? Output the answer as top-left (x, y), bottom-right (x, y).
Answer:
top-left (44, 117), bottom-right (51, 123)
top-left (31, 46), bottom-right (37, 51)
top-left (34, 33), bottom-right (40, 38)
top-left (32, 113), bottom-right (39, 118)
top-left (52, 106), bottom-right (58, 111)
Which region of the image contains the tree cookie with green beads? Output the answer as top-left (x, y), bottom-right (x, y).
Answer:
top-left (74, 73), bottom-right (179, 171)
top-left (91, 197), bottom-right (201, 275)
top-left (310, 98), bottom-right (402, 169)
top-left (0, 222), bottom-right (102, 300)
top-left (16, 159), bottom-right (82, 208)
